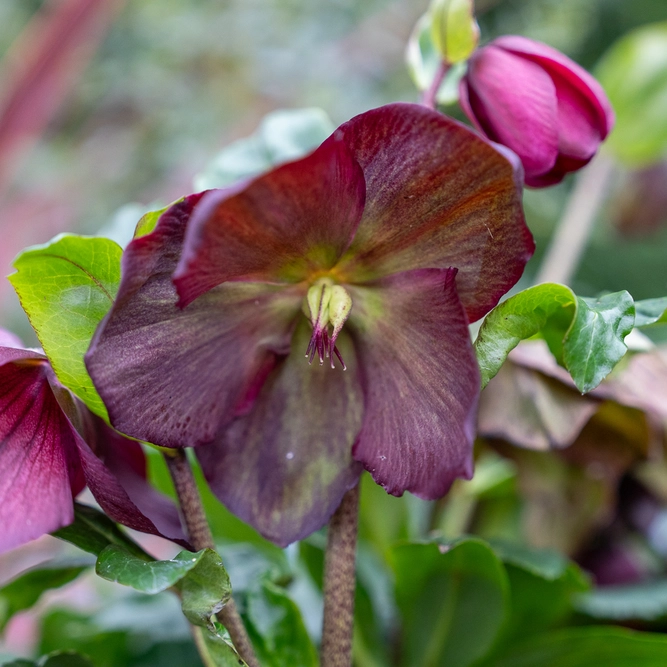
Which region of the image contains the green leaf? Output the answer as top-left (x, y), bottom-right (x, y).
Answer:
top-left (193, 627), bottom-right (248, 666)
top-left (133, 203), bottom-right (171, 239)
top-left (634, 297), bottom-right (667, 326)
top-left (474, 283), bottom-right (577, 389)
top-left (0, 559), bottom-right (92, 631)
top-left (430, 0), bottom-right (479, 65)
top-left (486, 627), bottom-right (667, 667)
top-left (178, 550), bottom-right (232, 630)
top-left (95, 546), bottom-right (231, 632)
top-left (194, 108), bottom-right (334, 191)
top-left (391, 537), bottom-right (509, 667)
top-left (563, 292), bottom-right (635, 393)
top-left (474, 284), bottom-right (634, 393)
top-left (53, 503), bottom-right (149, 560)
top-left (575, 580), bottom-right (667, 621)
top-left (597, 22), bottom-right (667, 167)
top-left (405, 14), bottom-right (466, 104)
top-left (243, 580), bottom-right (318, 667)
top-left (9, 234), bottom-right (122, 419)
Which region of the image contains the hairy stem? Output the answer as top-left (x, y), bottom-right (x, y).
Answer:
top-left (321, 484), bottom-right (361, 667)
top-left (421, 60), bottom-right (449, 110)
top-left (164, 449), bottom-right (259, 667)
top-left (535, 155), bottom-right (615, 285)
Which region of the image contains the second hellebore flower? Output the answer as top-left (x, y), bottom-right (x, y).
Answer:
top-left (0, 329), bottom-right (186, 553)
top-left (460, 36), bottom-right (614, 187)
top-left (86, 103), bottom-right (533, 546)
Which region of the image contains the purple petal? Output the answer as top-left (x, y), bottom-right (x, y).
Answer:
top-left (197, 324), bottom-right (363, 547)
top-left (0, 358), bottom-right (79, 553)
top-left (494, 36), bottom-right (614, 141)
top-left (174, 136), bottom-right (366, 307)
top-left (349, 268), bottom-right (478, 499)
top-left (335, 103), bottom-right (533, 322)
top-left (86, 195), bottom-right (302, 448)
top-left (461, 46), bottom-right (559, 177)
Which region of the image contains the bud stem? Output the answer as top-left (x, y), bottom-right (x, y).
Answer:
top-left (163, 449), bottom-right (260, 667)
top-left (536, 155), bottom-right (614, 285)
top-left (421, 60), bottom-right (449, 110)
top-left (321, 483), bottom-right (361, 667)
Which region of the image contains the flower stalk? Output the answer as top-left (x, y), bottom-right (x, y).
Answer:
top-left (163, 449), bottom-right (259, 667)
top-left (321, 483), bottom-right (361, 667)
top-left (535, 155), bottom-right (614, 285)
top-left (421, 60), bottom-right (449, 110)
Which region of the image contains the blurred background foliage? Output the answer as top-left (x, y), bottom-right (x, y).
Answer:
top-left (2, 0), bottom-right (667, 665)
top-left (1, 0), bottom-right (667, 336)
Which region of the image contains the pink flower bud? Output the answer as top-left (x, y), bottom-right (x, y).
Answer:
top-left (460, 36), bottom-right (614, 187)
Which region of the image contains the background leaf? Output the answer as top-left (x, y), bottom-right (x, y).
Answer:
top-left (486, 627), bottom-right (667, 667)
top-left (52, 503), bottom-right (149, 560)
top-left (633, 297), bottom-right (667, 326)
top-left (0, 559), bottom-right (93, 631)
top-left (243, 580), bottom-right (318, 667)
top-left (9, 234), bottom-right (121, 419)
top-left (391, 538), bottom-right (509, 667)
top-left (193, 108), bottom-right (334, 191)
top-left (575, 580), bottom-right (667, 621)
top-left (597, 22), bottom-right (667, 167)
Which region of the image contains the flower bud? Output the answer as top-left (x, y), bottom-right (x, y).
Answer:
top-left (459, 36), bottom-right (614, 187)
top-left (430, 0), bottom-right (479, 65)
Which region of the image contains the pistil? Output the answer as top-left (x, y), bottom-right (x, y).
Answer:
top-left (304, 278), bottom-right (352, 370)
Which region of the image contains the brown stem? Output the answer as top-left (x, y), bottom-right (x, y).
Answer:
top-left (421, 60), bottom-right (449, 110)
top-left (535, 155), bottom-right (615, 285)
top-left (321, 484), bottom-right (361, 667)
top-left (164, 449), bottom-right (260, 667)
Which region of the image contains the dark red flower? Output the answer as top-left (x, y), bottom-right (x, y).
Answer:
top-left (0, 331), bottom-right (186, 553)
top-left (86, 103), bottom-right (533, 546)
top-left (460, 36), bottom-right (614, 187)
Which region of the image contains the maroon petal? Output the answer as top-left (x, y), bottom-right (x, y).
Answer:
top-left (335, 103), bottom-right (533, 322)
top-left (0, 357), bottom-right (79, 553)
top-left (197, 323), bottom-right (363, 547)
top-left (349, 268), bottom-right (478, 499)
top-left (174, 136), bottom-right (366, 307)
top-left (82, 414), bottom-right (187, 544)
top-left (86, 195), bottom-right (302, 448)
top-left (462, 46), bottom-right (559, 177)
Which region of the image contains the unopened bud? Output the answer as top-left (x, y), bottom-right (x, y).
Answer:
top-left (430, 0), bottom-right (479, 65)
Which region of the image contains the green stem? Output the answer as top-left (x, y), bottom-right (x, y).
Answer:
top-left (164, 449), bottom-right (260, 667)
top-left (321, 484), bottom-right (361, 667)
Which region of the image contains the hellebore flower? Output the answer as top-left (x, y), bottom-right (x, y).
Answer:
top-left (86, 103), bottom-right (533, 546)
top-left (460, 36), bottom-right (614, 187)
top-left (0, 330), bottom-right (186, 553)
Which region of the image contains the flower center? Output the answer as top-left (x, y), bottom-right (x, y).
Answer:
top-left (304, 278), bottom-right (352, 370)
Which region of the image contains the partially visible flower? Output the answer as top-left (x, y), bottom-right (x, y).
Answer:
top-left (87, 103), bottom-right (533, 546)
top-left (460, 36), bottom-right (614, 187)
top-left (0, 330), bottom-right (185, 553)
